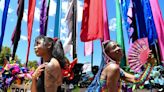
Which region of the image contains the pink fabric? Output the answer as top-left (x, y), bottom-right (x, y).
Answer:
top-left (150, 0), bottom-right (164, 63)
top-left (102, 0), bottom-right (110, 41)
top-left (84, 41), bottom-right (93, 56)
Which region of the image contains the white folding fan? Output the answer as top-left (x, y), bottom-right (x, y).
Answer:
top-left (128, 38), bottom-right (150, 72)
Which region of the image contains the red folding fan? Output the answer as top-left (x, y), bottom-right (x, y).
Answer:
top-left (128, 38), bottom-right (150, 72)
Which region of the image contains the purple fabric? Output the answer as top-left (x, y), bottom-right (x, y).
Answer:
top-left (40, 0), bottom-right (47, 35)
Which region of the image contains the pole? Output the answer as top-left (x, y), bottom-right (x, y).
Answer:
top-left (72, 0), bottom-right (77, 59)
top-left (91, 52), bottom-right (93, 71)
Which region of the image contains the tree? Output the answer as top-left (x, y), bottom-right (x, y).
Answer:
top-left (0, 46), bottom-right (11, 64)
top-left (27, 60), bottom-right (38, 69)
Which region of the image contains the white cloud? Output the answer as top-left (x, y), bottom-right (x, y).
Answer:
top-left (61, 18), bottom-right (66, 26)
top-left (109, 18), bottom-right (116, 31)
top-left (8, 8), bottom-right (14, 13)
top-left (8, 8), bottom-right (14, 14)
top-left (62, 1), bottom-right (69, 14)
top-left (62, 0), bottom-right (83, 23)
top-left (23, 7), bottom-right (40, 22)
top-left (20, 35), bottom-right (27, 41)
top-left (49, 0), bottom-right (56, 16)
top-left (60, 27), bottom-right (67, 34)
top-left (23, 9), bottom-right (28, 22)
top-left (0, 0), bottom-right (14, 14)
top-left (34, 7), bottom-right (40, 21)
top-left (0, 0), bottom-right (4, 11)
top-left (60, 27), bottom-right (68, 41)
top-left (35, 28), bottom-right (40, 32)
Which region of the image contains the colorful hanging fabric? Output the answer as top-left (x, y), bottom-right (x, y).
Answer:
top-left (132, 0), bottom-right (158, 45)
top-left (141, 0), bottom-right (157, 45)
top-left (102, 0), bottom-right (110, 42)
top-left (132, 0), bottom-right (160, 63)
top-left (80, 0), bottom-right (104, 42)
top-left (0, 0), bottom-right (10, 52)
top-left (81, 0), bottom-right (110, 56)
top-left (11, 0), bottom-right (24, 60)
top-left (150, 0), bottom-right (164, 63)
top-left (62, 0), bottom-right (73, 55)
top-left (116, 0), bottom-right (126, 67)
top-left (132, 0), bottom-right (147, 38)
top-left (121, 0), bottom-right (138, 43)
top-left (26, 0), bottom-right (36, 66)
top-left (40, 0), bottom-right (47, 35)
top-left (44, 0), bottom-right (50, 35)
top-left (54, 0), bottom-right (61, 37)
top-left (84, 41), bottom-right (93, 56)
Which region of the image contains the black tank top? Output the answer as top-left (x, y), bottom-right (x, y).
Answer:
top-left (37, 71), bottom-right (45, 92)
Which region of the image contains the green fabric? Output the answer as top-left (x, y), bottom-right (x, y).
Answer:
top-left (116, 0), bottom-right (126, 67)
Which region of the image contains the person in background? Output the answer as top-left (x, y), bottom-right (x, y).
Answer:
top-left (31, 35), bottom-right (66, 92)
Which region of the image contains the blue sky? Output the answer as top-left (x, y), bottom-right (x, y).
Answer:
top-left (0, 0), bottom-right (164, 66)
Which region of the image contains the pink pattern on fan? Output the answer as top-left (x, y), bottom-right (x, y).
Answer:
top-left (128, 38), bottom-right (150, 72)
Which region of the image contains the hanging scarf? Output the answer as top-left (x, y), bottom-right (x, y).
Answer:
top-left (40, 0), bottom-right (47, 35)
top-left (80, 0), bottom-right (104, 42)
top-left (132, 0), bottom-right (147, 38)
top-left (26, 0), bottom-right (36, 66)
top-left (54, 0), bottom-right (61, 37)
top-left (141, 0), bottom-right (157, 45)
top-left (11, 0), bottom-right (24, 60)
top-left (121, 0), bottom-right (138, 43)
top-left (0, 0), bottom-right (10, 52)
top-left (102, 0), bottom-right (110, 42)
top-left (150, 0), bottom-right (164, 63)
top-left (44, 0), bottom-right (50, 35)
top-left (116, 0), bottom-right (126, 67)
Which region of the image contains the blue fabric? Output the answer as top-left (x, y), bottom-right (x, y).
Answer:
top-left (140, 0), bottom-right (157, 45)
top-left (121, 0), bottom-right (138, 43)
top-left (132, 0), bottom-right (157, 45)
top-left (132, 0), bottom-right (147, 39)
top-left (121, 0), bottom-right (130, 38)
top-left (54, 0), bottom-right (61, 37)
top-left (86, 54), bottom-right (106, 92)
top-left (0, 0), bottom-right (10, 52)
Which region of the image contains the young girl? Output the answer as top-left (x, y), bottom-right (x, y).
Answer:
top-left (31, 35), bottom-right (66, 92)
